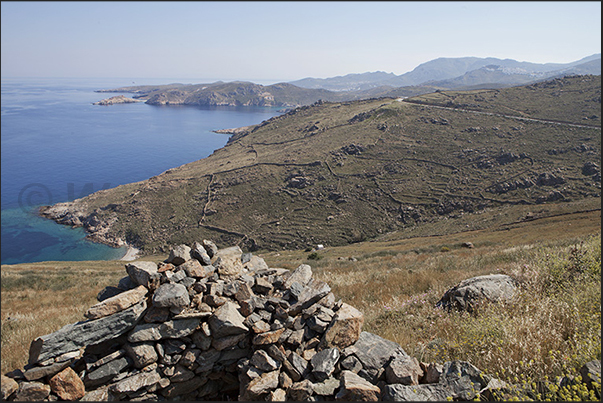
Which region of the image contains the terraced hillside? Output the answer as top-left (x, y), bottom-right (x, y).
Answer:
top-left (40, 76), bottom-right (601, 254)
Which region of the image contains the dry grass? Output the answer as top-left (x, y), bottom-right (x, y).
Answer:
top-left (1, 261), bottom-right (127, 373)
top-left (1, 212), bottom-right (600, 400)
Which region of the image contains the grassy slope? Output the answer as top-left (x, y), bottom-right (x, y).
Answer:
top-left (2, 211), bottom-right (600, 400)
top-left (44, 76), bottom-right (601, 255)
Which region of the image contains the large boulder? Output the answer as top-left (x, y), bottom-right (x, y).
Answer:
top-left (436, 274), bottom-right (517, 312)
top-left (320, 303), bottom-right (364, 349)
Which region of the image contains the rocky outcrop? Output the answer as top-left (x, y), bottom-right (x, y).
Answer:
top-left (436, 274), bottom-right (517, 312)
top-left (2, 242), bottom-right (599, 401)
top-left (93, 95), bottom-right (142, 105)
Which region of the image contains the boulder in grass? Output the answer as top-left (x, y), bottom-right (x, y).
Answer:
top-left (580, 360), bottom-right (601, 390)
top-left (436, 274), bottom-right (517, 312)
top-left (382, 383), bottom-right (452, 401)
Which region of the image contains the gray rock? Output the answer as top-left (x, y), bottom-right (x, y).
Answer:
top-left (84, 357), bottom-right (131, 388)
top-left (161, 375), bottom-right (208, 398)
top-left (96, 286), bottom-right (123, 302)
top-left (250, 349), bottom-right (281, 372)
top-left (28, 300), bottom-right (147, 364)
top-left (166, 244), bottom-right (192, 265)
top-left (117, 275), bottom-right (137, 291)
top-left (126, 261), bottom-right (160, 289)
top-left (438, 360), bottom-right (491, 401)
top-left (214, 246), bottom-right (244, 278)
top-left (170, 365), bottom-right (195, 382)
top-left (284, 264), bottom-right (313, 289)
top-left (191, 241), bottom-right (212, 265)
top-left (347, 331), bottom-right (406, 383)
top-left (152, 283), bottom-right (190, 309)
top-left (23, 360), bottom-right (72, 381)
top-left (340, 355), bottom-right (363, 373)
top-left (245, 255), bottom-right (270, 272)
top-left (127, 318), bottom-right (201, 342)
top-left (311, 347), bottom-right (340, 381)
top-left (195, 349), bottom-right (221, 372)
top-left (13, 381), bottom-right (51, 401)
top-left (109, 368), bottom-right (162, 396)
top-left (242, 370), bottom-right (280, 400)
top-left (436, 274), bottom-right (517, 312)
top-left (288, 352), bottom-right (310, 380)
top-left (288, 379), bottom-right (314, 401)
top-left (312, 377), bottom-right (340, 396)
top-left (386, 354), bottom-right (423, 385)
top-left (580, 359), bottom-right (601, 389)
top-left (124, 342), bottom-right (158, 369)
top-left (202, 239), bottom-right (219, 258)
top-left (335, 370), bottom-right (380, 401)
top-left (1, 375), bottom-right (19, 400)
top-left (208, 301), bottom-right (249, 338)
top-left (288, 278), bottom-right (332, 316)
top-left (382, 383), bottom-right (452, 401)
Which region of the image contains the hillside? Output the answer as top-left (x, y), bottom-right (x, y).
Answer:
top-left (291, 54), bottom-right (601, 91)
top-left (98, 81), bottom-right (345, 108)
top-left (40, 76), bottom-right (601, 254)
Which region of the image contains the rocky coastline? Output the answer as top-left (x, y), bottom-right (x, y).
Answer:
top-left (93, 95), bottom-right (142, 106)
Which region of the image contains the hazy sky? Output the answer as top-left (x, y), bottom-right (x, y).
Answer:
top-left (1, 1), bottom-right (601, 83)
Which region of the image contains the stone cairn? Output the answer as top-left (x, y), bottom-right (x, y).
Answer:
top-left (1, 241), bottom-right (600, 401)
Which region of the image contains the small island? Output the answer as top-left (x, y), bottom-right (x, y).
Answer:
top-left (93, 95), bottom-right (142, 105)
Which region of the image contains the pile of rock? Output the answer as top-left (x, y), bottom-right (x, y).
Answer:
top-left (1, 241), bottom-right (600, 401)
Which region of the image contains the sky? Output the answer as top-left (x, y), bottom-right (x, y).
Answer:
top-left (1, 1), bottom-right (601, 84)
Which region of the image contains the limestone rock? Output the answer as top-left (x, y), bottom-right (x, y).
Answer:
top-left (311, 347), bottom-right (340, 381)
top-left (1, 375), bottom-right (18, 400)
top-left (214, 246), bottom-right (244, 278)
top-left (13, 381), bottom-right (51, 401)
top-left (321, 303), bottom-right (364, 349)
top-left (23, 360), bottom-right (72, 381)
top-left (347, 331), bottom-right (406, 383)
top-left (85, 285), bottom-right (148, 319)
top-left (108, 368), bottom-right (162, 396)
top-left (126, 261), bottom-right (160, 289)
top-left (438, 360), bottom-right (491, 401)
top-left (289, 379), bottom-right (315, 401)
top-left (191, 241), bottom-right (212, 265)
top-left (84, 356), bottom-right (131, 388)
top-left (124, 342), bottom-right (158, 368)
top-left (152, 283), bottom-right (190, 309)
top-left (386, 354), bottom-right (423, 385)
top-left (382, 383), bottom-right (452, 401)
top-left (242, 370), bottom-right (279, 400)
top-left (28, 299), bottom-right (147, 364)
top-left (335, 370), bottom-right (380, 401)
top-left (48, 367), bottom-right (85, 401)
top-left (208, 301), bottom-right (248, 338)
top-left (436, 274), bottom-right (517, 312)
top-left (284, 264), bottom-right (313, 289)
top-left (166, 244), bottom-right (192, 265)
top-left (127, 318), bottom-right (201, 342)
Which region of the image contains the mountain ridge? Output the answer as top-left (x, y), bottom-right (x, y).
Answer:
top-left (41, 75), bottom-right (601, 254)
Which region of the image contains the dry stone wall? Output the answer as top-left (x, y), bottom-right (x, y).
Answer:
top-left (1, 241), bottom-right (600, 401)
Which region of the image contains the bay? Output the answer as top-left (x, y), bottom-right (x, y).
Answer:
top-left (1, 77), bottom-right (281, 265)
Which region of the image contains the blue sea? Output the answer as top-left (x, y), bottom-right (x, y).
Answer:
top-left (1, 77), bottom-right (281, 265)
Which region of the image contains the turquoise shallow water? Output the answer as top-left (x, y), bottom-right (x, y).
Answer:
top-left (1, 77), bottom-right (281, 264)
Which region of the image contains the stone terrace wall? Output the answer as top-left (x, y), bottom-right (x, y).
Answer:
top-left (1, 241), bottom-right (600, 401)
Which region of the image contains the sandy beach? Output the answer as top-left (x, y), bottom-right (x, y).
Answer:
top-left (120, 245), bottom-right (141, 261)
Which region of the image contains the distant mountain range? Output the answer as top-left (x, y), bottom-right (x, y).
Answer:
top-left (95, 54), bottom-right (601, 110)
top-left (289, 54), bottom-right (601, 91)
